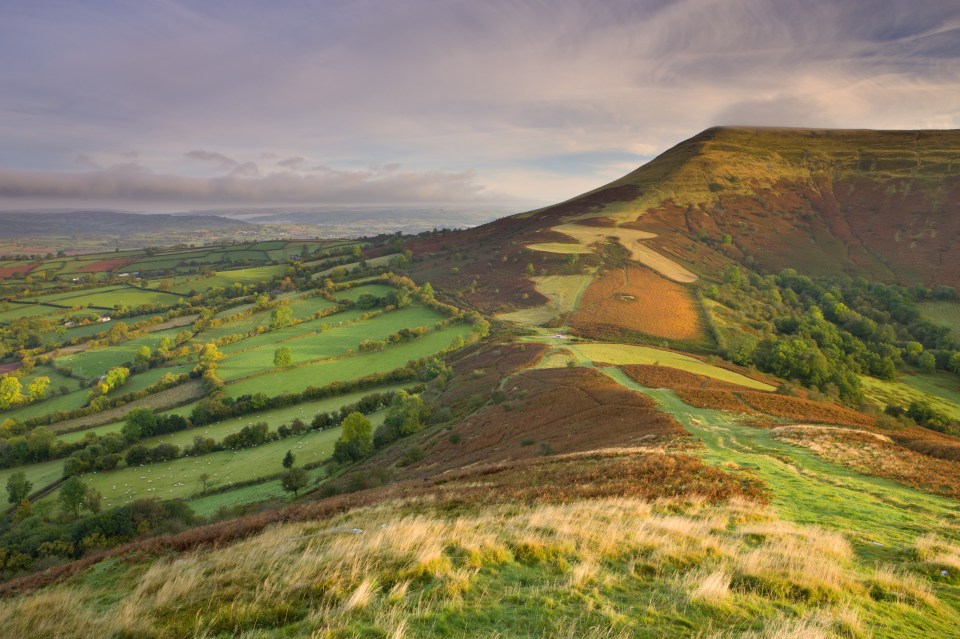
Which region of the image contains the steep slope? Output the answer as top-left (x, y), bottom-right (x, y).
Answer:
top-left (604, 127), bottom-right (960, 286)
top-left (410, 127), bottom-right (960, 317)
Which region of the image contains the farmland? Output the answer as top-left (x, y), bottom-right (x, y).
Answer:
top-left (45, 411), bottom-right (387, 511)
top-left (0, 236), bottom-right (481, 531)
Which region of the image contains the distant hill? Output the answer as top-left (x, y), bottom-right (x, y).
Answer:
top-left (0, 210), bottom-right (248, 238)
top-left (410, 126), bottom-right (960, 315)
top-left (531, 126), bottom-right (960, 286)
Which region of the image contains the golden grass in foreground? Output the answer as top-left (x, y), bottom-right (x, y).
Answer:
top-left (0, 497), bottom-right (944, 638)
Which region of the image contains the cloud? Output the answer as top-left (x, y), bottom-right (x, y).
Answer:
top-left (73, 154), bottom-right (100, 169)
top-left (184, 150), bottom-right (240, 171)
top-left (0, 163), bottom-right (497, 208)
top-left (1, 0), bottom-right (959, 207)
top-left (277, 156), bottom-right (308, 169)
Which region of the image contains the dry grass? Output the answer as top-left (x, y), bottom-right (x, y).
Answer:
top-left (570, 265), bottom-right (702, 341)
top-left (772, 425), bottom-right (960, 499)
top-left (551, 224), bottom-right (698, 283)
top-left (915, 534), bottom-right (960, 572)
top-left (0, 495), bottom-right (936, 638)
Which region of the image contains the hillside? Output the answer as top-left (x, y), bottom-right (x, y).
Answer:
top-left (0, 128), bottom-right (959, 638)
top-left (409, 127), bottom-right (960, 318)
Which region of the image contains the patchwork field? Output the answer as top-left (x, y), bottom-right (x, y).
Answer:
top-left (224, 322), bottom-right (473, 398)
top-left (216, 305), bottom-right (444, 381)
top-left (46, 414), bottom-right (376, 510)
top-left (570, 265), bottom-right (703, 341)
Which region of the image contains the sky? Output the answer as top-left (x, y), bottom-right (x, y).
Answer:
top-left (1, 0), bottom-right (959, 212)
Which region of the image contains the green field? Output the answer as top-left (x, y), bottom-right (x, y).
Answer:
top-left (310, 254), bottom-right (400, 279)
top-left (55, 327), bottom-right (187, 379)
top-left (225, 322), bottom-right (472, 398)
top-left (861, 373), bottom-right (960, 421)
top-left (59, 381), bottom-right (416, 445)
top-left (551, 342), bottom-right (775, 390)
top-left (33, 285), bottom-right (184, 310)
top-left (918, 301), bottom-right (960, 340)
top-left (335, 283), bottom-right (396, 301)
top-left (0, 458), bottom-right (64, 501)
top-left (0, 367), bottom-right (91, 423)
top-left (165, 265), bottom-right (287, 294)
top-left (0, 303), bottom-right (66, 323)
top-left (31, 285), bottom-right (129, 304)
top-left (217, 305), bottom-right (443, 380)
top-left (50, 412), bottom-right (387, 510)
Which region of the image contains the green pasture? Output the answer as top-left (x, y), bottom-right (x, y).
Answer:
top-left (214, 308), bottom-right (367, 356)
top-left (51, 413), bottom-right (384, 510)
top-left (335, 284), bottom-right (396, 301)
top-left (31, 285), bottom-right (128, 304)
top-left (310, 254), bottom-right (401, 279)
top-left (861, 373), bottom-right (960, 421)
top-left (0, 458), bottom-right (64, 501)
top-left (216, 305), bottom-right (443, 381)
top-left (0, 303), bottom-right (66, 323)
top-left (55, 327), bottom-right (186, 379)
top-left (546, 342), bottom-right (775, 390)
top-left (918, 301), bottom-right (960, 340)
top-left (165, 265), bottom-right (286, 294)
top-left (225, 322), bottom-right (472, 398)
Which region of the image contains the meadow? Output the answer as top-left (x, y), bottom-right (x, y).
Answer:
top-left (224, 322), bottom-right (473, 398)
top-left (46, 410), bottom-right (388, 510)
top-left (861, 373), bottom-right (960, 422)
top-left (216, 305), bottom-right (444, 381)
top-left (553, 342), bottom-right (775, 390)
top-left (918, 301), bottom-right (960, 340)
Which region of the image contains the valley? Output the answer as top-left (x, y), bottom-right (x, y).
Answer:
top-left (0, 127), bottom-right (959, 638)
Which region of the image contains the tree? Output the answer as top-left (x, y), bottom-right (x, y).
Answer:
top-left (270, 306), bottom-right (293, 330)
top-left (333, 412), bottom-right (373, 462)
top-left (282, 450), bottom-right (295, 469)
top-left (84, 487), bottom-right (103, 514)
top-left (0, 376), bottom-right (24, 410)
top-left (198, 343), bottom-right (222, 368)
top-left (199, 472), bottom-right (211, 494)
top-left (123, 408), bottom-right (157, 442)
top-left (59, 476), bottom-right (87, 517)
top-left (99, 367), bottom-right (130, 395)
top-left (420, 282), bottom-right (435, 301)
top-left (388, 391), bottom-right (426, 436)
top-left (274, 347), bottom-right (293, 368)
top-left (919, 352), bottom-right (937, 374)
top-left (26, 376), bottom-right (50, 402)
top-left (135, 345), bottom-right (152, 364)
top-left (6, 471), bottom-right (32, 504)
top-left (281, 467), bottom-right (310, 497)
